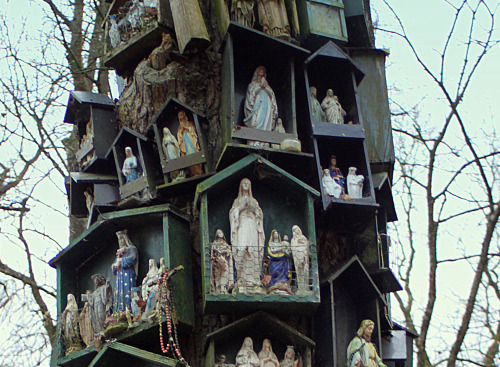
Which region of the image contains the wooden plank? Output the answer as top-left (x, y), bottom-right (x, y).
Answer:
top-left (109, 342), bottom-right (179, 366)
top-left (76, 140), bottom-right (94, 161)
top-left (119, 175), bottom-right (148, 198)
top-left (169, 0), bottom-right (210, 54)
top-left (312, 121), bottom-right (365, 138)
top-left (88, 345), bottom-right (109, 367)
top-left (161, 151), bottom-right (206, 173)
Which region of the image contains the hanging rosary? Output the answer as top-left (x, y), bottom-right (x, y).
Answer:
top-left (157, 268), bottom-right (187, 364)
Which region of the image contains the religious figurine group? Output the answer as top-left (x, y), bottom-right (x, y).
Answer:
top-left (210, 178), bottom-right (312, 296)
top-left (108, 0), bottom-right (159, 49)
top-left (60, 229), bottom-right (173, 355)
top-left (161, 109), bottom-right (203, 181)
top-left (322, 155), bottom-right (364, 200)
top-left (310, 86), bottom-right (350, 125)
top-left (230, 0), bottom-right (299, 41)
top-left (214, 337), bottom-right (300, 367)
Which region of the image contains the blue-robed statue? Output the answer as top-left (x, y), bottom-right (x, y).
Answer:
top-left (122, 146), bottom-right (139, 184)
top-left (264, 229), bottom-right (292, 294)
top-left (111, 230), bottom-right (138, 313)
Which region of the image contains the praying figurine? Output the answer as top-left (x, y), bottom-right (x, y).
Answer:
top-left (347, 167), bottom-right (364, 199)
top-left (80, 274), bottom-right (113, 342)
top-left (310, 87), bottom-right (326, 123)
top-left (235, 337), bottom-right (260, 367)
top-left (177, 110), bottom-right (203, 176)
top-left (257, 0), bottom-right (291, 39)
top-left (231, 0), bottom-right (255, 28)
top-left (291, 225), bottom-right (311, 295)
top-left (259, 339), bottom-right (279, 367)
top-left (322, 168), bottom-right (342, 199)
top-left (61, 294), bottom-right (82, 355)
top-left (210, 229), bottom-right (234, 294)
top-left (280, 346), bottom-right (299, 367)
top-left (229, 178), bottom-right (265, 294)
top-left (244, 66), bottom-right (278, 148)
top-left (347, 320), bottom-right (387, 367)
top-left (271, 118), bottom-right (286, 149)
top-left (264, 229), bottom-right (292, 294)
top-left (321, 89), bottom-right (346, 124)
top-left (141, 259), bottom-right (160, 320)
top-left (112, 230), bottom-right (138, 313)
top-left (122, 147), bottom-right (139, 184)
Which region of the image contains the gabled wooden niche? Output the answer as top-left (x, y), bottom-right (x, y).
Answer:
top-left (313, 256), bottom-right (386, 367)
top-left (68, 172), bottom-right (120, 227)
top-left (149, 98), bottom-right (212, 193)
top-left (103, 0), bottom-right (210, 76)
top-left (220, 23), bottom-right (311, 156)
top-left (204, 312), bottom-right (315, 367)
top-left (49, 204), bottom-right (194, 366)
top-left (107, 127), bottom-right (163, 201)
top-left (295, 0), bottom-right (348, 48)
top-left (195, 154), bottom-right (320, 315)
top-left (63, 91), bottom-right (118, 173)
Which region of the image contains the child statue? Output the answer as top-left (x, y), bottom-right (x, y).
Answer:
top-left (211, 229), bottom-right (234, 294)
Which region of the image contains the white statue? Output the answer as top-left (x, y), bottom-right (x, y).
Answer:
top-left (141, 259), bottom-right (160, 320)
top-left (322, 168), bottom-right (342, 198)
top-left (346, 167), bottom-right (364, 199)
top-left (229, 178), bottom-right (265, 293)
top-left (235, 337), bottom-right (260, 367)
top-left (291, 225), bottom-right (311, 295)
top-left (80, 274), bottom-right (113, 340)
top-left (259, 339), bottom-right (279, 367)
top-left (321, 89), bottom-right (346, 124)
top-left (211, 229), bottom-right (234, 294)
top-left (280, 346), bottom-right (299, 367)
top-left (161, 126), bottom-right (184, 181)
top-left (271, 118), bottom-right (286, 149)
top-left (244, 66), bottom-right (278, 148)
top-left (61, 294), bottom-right (82, 355)
top-left (122, 146), bottom-right (139, 184)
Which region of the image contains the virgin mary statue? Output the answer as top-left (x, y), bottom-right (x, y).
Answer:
top-left (229, 178), bottom-right (265, 293)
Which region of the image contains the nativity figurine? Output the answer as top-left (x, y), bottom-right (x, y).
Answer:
top-left (231, 0), bottom-right (255, 28)
top-left (264, 229), bottom-right (292, 294)
top-left (259, 338), bottom-right (279, 367)
top-left (257, 0), bottom-right (291, 39)
top-left (280, 346), bottom-right (299, 367)
top-left (122, 146), bottom-right (140, 184)
top-left (244, 66), bottom-right (278, 148)
top-left (347, 167), bottom-right (364, 199)
top-left (229, 178), bottom-right (265, 294)
top-left (80, 274), bottom-right (113, 342)
top-left (347, 320), bottom-right (387, 367)
top-left (211, 229), bottom-right (234, 294)
top-left (61, 294), bottom-right (82, 355)
top-left (310, 87), bottom-right (326, 123)
top-left (112, 229), bottom-right (138, 313)
top-left (291, 225), bottom-right (311, 295)
top-left (235, 337), bottom-right (260, 367)
top-left (321, 89), bottom-right (346, 124)
top-left (177, 110), bottom-right (203, 176)
top-left (322, 168), bottom-right (342, 199)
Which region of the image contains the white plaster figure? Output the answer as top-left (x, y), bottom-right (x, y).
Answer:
top-left (321, 89), bottom-right (346, 124)
top-left (61, 294), bottom-right (82, 355)
top-left (291, 225), bottom-right (311, 295)
top-left (346, 167), bottom-right (364, 199)
top-left (259, 338), bottom-right (279, 367)
top-left (229, 178), bottom-right (265, 293)
top-left (322, 168), bottom-right (342, 198)
top-left (271, 118), bottom-right (286, 149)
top-left (235, 337), bottom-right (260, 367)
top-left (141, 258), bottom-right (160, 320)
top-left (280, 346), bottom-right (299, 367)
top-left (211, 229), bottom-right (234, 294)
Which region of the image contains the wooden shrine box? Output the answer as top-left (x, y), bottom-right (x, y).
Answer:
top-left (343, 0), bottom-right (374, 47)
top-left (149, 97), bottom-right (211, 190)
top-left (195, 154), bottom-right (320, 315)
top-left (382, 323), bottom-right (418, 367)
top-left (313, 256), bottom-right (386, 367)
top-left (103, 0), bottom-right (209, 75)
top-left (68, 172), bottom-right (120, 227)
top-left (349, 48), bottom-right (395, 177)
top-left (295, 0), bottom-right (348, 48)
top-left (63, 91), bottom-right (118, 173)
top-left (107, 127), bottom-right (163, 200)
top-left (204, 312), bottom-right (315, 367)
top-left (221, 22), bottom-right (310, 153)
top-left (49, 204), bottom-right (194, 367)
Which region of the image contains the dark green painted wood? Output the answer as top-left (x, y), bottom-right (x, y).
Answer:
top-left (109, 342), bottom-right (180, 366)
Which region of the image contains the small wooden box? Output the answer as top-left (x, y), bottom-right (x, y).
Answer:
top-left (63, 91), bottom-right (118, 173)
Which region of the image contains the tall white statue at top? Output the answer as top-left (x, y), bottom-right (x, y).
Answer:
top-left (229, 178), bottom-right (265, 293)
